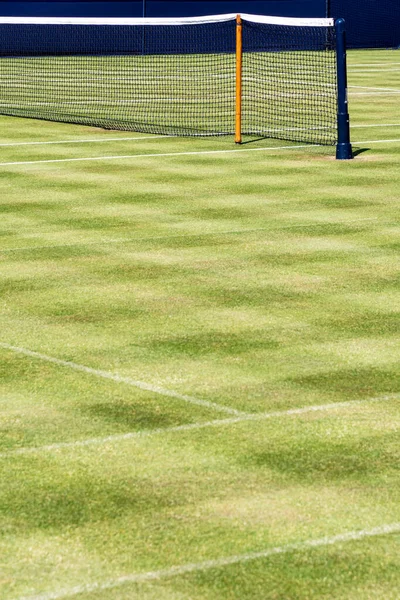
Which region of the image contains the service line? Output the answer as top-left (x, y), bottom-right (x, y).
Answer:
top-left (1, 393), bottom-right (398, 459)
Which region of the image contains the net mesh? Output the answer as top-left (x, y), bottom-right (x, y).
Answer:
top-left (0, 16), bottom-right (338, 145)
top-left (242, 21), bottom-right (337, 144)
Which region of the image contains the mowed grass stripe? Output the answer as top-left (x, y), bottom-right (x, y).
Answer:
top-left (0, 217), bottom-right (378, 255)
top-left (1, 393), bottom-right (399, 458)
top-left (0, 134), bottom-right (168, 147)
top-left (13, 523), bottom-right (400, 600)
top-left (0, 343), bottom-right (246, 416)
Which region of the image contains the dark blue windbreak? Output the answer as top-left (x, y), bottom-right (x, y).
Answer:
top-left (0, 0), bottom-right (327, 19)
top-left (328, 0), bottom-right (400, 48)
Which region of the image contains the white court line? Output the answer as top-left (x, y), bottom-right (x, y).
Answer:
top-left (348, 68), bottom-right (400, 73)
top-left (0, 144), bottom-right (321, 166)
top-left (0, 342), bottom-right (245, 417)
top-left (350, 85), bottom-right (400, 92)
top-left (13, 523), bottom-right (400, 600)
top-left (351, 92), bottom-right (400, 96)
top-left (0, 138), bottom-right (399, 167)
top-left (348, 63), bottom-right (400, 67)
top-left (1, 393), bottom-right (398, 458)
top-left (0, 135), bottom-right (168, 148)
top-left (351, 123), bottom-right (400, 128)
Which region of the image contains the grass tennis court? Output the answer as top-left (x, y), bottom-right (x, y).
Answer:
top-left (1, 48), bottom-right (400, 599)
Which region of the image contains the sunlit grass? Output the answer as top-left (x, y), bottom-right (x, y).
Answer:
top-left (0, 48), bottom-right (399, 599)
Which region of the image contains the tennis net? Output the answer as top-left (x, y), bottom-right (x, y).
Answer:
top-left (0, 14), bottom-right (342, 146)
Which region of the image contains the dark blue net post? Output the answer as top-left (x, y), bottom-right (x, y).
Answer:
top-left (335, 18), bottom-right (352, 160)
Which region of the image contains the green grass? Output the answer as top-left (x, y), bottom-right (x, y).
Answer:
top-left (0, 48), bottom-right (400, 599)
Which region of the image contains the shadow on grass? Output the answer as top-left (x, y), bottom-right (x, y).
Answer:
top-left (352, 147), bottom-right (370, 157)
top-left (82, 400), bottom-right (184, 430)
top-left (289, 366), bottom-right (400, 399)
top-left (0, 468), bottom-right (175, 531)
top-left (245, 431), bottom-right (400, 483)
top-left (239, 137), bottom-right (271, 146)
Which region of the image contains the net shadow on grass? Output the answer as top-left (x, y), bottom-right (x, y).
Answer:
top-left (239, 136), bottom-right (273, 145)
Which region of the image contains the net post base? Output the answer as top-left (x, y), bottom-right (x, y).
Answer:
top-left (336, 142), bottom-right (353, 160)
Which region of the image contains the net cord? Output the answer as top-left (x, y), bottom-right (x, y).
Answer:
top-left (0, 14), bottom-right (335, 28)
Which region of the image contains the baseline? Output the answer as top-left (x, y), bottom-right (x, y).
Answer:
top-left (13, 523), bottom-right (400, 600)
top-left (0, 342), bottom-right (245, 416)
